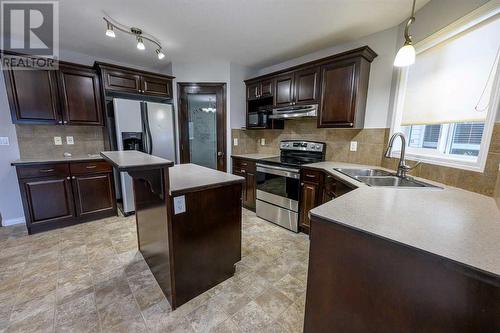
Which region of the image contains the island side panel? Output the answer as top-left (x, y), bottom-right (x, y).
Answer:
top-left (132, 168), bottom-right (174, 306)
top-left (304, 217), bottom-right (500, 333)
top-left (170, 183), bottom-right (242, 308)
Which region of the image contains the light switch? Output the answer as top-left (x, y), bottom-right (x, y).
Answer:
top-left (233, 138), bottom-right (238, 146)
top-left (0, 137), bottom-right (9, 146)
top-left (350, 141), bottom-right (358, 152)
top-left (54, 137), bottom-right (62, 145)
top-left (260, 138), bottom-right (266, 146)
top-left (173, 196), bottom-right (186, 214)
top-left (66, 136), bottom-right (74, 145)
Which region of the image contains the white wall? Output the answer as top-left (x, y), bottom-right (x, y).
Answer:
top-left (230, 62), bottom-right (255, 129)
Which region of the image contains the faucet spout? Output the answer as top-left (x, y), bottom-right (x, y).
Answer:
top-left (384, 132), bottom-right (413, 178)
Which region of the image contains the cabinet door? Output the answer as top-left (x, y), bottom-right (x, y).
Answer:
top-left (318, 61), bottom-right (357, 127)
top-left (72, 173), bottom-right (115, 217)
top-left (20, 177), bottom-right (75, 225)
top-left (4, 68), bottom-right (61, 124)
top-left (58, 65), bottom-right (103, 125)
top-left (274, 74), bottom-right (295, 106)
top-left (299, 182), bottom-right (318, 228)
top-left (247, 82), bottom-right (260, 100)
top-left (294, 67), bottom-right (319, 105)
top-left (141, 75), bottom-right (172, 98)
top-left (260, 80), bottom-right (274, 97)
top-left (101, 68), bottom-right (142, 94)
top-left (245, 171), bottom-right (256, 211)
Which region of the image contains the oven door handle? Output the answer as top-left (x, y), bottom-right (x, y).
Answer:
top-left (256, 165), bottom-right (300, 179)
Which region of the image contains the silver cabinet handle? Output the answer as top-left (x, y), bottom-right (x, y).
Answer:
top-left (66, 177), bottom-right (71, 180)
top-left (58, 121), bottom-right (63, 124)
top-left (72, 176), bottom-right (76, 179)
top-left (86, 165), bottom-right (97, 169)
top-left (63, 121), bottom-right (68, 124)
top-left (241, 169), bottom-right (246, 173)
top-left (39, 168), bottom-right (55, 173)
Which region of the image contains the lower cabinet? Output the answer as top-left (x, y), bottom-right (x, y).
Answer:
top-left (16, 161), bottom-right (116, 234)
top-left (299, 168), bottom-right (355, 233)
top-left (231, 157), bottom-right (256, 211)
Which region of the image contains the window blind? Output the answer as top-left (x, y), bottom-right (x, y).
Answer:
top-left (401, 15), bottom-right (499, 126)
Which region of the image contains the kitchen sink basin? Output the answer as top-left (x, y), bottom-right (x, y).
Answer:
top-left (334, 168), bottom-right (441, 188)
top-left (335, 168), bottom-right (393, 178)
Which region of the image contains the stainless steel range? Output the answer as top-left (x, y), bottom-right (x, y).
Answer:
top-left (256, 140), bottom-right (326, 232)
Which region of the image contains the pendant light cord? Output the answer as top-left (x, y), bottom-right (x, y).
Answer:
top-left (475, 46), bottom-right (500, 112)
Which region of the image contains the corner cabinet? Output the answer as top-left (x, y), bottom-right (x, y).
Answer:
top-left (97, 63), bottom-right (173, 98)
top-left (3, 57), bottom-right (105, 126)
top-left (244, 46), bottom-right (377, 129)
top-left (15, 161), bottom-right (116, 234)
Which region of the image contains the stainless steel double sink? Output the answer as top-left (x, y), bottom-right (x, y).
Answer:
top-left (334, 168), bottom-right (441, 188)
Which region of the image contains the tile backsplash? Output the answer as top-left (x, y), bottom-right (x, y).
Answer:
top-left (232, 120), bottom-right (500, 197)
top-left (16, 125), bottom-right (105, 159)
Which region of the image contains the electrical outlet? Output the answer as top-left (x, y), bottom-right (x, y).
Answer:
top-left (66, 136), bottom-right (74, 145)
top-left (350, 141), bottom-right (358, 152)
top-left (0, 137), bottom-right (9, 146)
top-left (54, 136), bottom-right (62, 145)
top-left (260, 138), bottom-right (266, 146)
top-left (233, 138), bottom-right (238, 146)
top-left (173, 196), bottom-right (186, 214)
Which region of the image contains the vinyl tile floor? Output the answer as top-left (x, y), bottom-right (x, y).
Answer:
top-left (0, 209), bottom-right (309, 333)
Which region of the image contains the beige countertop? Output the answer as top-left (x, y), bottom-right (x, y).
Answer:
top-left (169, 163), bottom-right (244, 196)
top-left (231, 153), bottom-right (279, 160)
top-left (101, 151), bottom-right (174, 171)
top-left (306, 161), bottom-right (500, 278)
top-left (11, 154), bottom-right (104, 166)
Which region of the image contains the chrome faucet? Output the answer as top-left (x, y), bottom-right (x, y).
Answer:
top-left (384, 132), bottom-right (419, 178)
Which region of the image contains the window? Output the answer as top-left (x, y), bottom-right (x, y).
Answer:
top-left (391, 4), bottom-right (500, 172)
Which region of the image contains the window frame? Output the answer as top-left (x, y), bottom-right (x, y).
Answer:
top-left (389, 3), bottom-right (500, 172)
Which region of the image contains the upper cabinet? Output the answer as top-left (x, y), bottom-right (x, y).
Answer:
top-left (58, 64), bottom-right (103, 126)
top-left (97, 63), bottom-right (173, 98)
top-left (244, 46), bottom-right (377, 129)
top-left (4, 57), bottom-right (104, 126)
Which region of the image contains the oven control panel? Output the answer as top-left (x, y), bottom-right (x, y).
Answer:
top-left (280, 141), bottom-right (325, 152)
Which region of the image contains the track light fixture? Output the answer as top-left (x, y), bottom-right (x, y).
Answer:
top-left (103, 17), bottom-right (166, 60)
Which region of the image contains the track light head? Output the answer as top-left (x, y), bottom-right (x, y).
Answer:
top-left (136, 37), bottom-right (145, 50)
top-left (156, 49), bottom-right (165, 60)
top-left (105, 23), bottom-right (115, 38)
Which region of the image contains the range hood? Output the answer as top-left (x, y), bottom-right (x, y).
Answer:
top-left (269, 104), bottom-right (318, 120)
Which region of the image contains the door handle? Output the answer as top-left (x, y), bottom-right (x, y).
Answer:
top-left (217, 152), bottom-right (224, 157)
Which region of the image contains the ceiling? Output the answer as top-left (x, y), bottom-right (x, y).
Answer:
top-left (59, 0), bottom-right (430, 71)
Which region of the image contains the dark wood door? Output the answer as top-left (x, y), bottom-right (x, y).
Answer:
top-left (4, 68), bottom-right (61, 124)
top-left (318, 61), bottom-right (357, 127)
top-left (20, 177), bottom-right (75, 226)
top-left (245, 171), bottom-right (256, 211)
top-left (178, 83), bottom-right (227, 171)
top-left (72, 173), bottom-right (115, 217)
top-left (299, 182), bottom-right (318, 228)
top-left (294, 67), bottom-right (320, 105)
top-left (141, 75), bottom-right (172, 98)
top-left (58, 65), bottom-right (103, 126)
top-left (101, 67), bottom-right (142, 94)
top-left (274, 74), bottom-right (294, 106)
top-left (260, 80), bottom-right (274, 97)
top-left (247, 82), bottom-right (260, 100)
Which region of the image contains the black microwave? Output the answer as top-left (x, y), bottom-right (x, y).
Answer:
top-left (248, 111), bottom-right (268, 128)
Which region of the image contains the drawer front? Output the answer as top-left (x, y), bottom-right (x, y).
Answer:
top-left (70, 161), bottom-right (112, 175)
top-left (301, 169), bottom-right (322, 183)
top-left (17, 163), bottom-right (70, 179)
top-left (233, 158), bottom-right (256, 173)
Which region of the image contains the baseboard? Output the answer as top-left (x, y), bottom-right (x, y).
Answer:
top-left (2, 217), bottom-right (25, 226)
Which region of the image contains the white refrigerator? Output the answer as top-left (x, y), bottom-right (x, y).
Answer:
top-left (113, 98), bottom-right (177, 215)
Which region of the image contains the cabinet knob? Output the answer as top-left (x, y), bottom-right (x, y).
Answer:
top-left (72, 176), bottom-right (76, 179)
top-left (66, 177), bottom-right (70, 180)
top-left (58, 121), bottom-right (63, 124)
top-left (63, 121), bottom-right (68, 124)
top-left (241, 169), bottom-right (246, 173)
top-left (301, 182), bottom-right (304, 186)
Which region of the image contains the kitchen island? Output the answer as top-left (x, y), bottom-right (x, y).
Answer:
top-left (101, 151), bottom-right (244, 309)
top-left (303, 162), bottom-right (500, 332)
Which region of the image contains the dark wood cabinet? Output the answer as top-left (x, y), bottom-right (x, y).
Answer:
top-left (247, 82), bottom-right (260, 100)
top-left (4, 57), bottom-right (104, 126)
top-left (260, 79), bottom-right (273, 97)
top-left (58, 64), bottom-right (103, 125)
top-left (247, 80), bottom-right (274, 100)
top-left (97, 63), bottom-right (173, 98)
top-left (232, 157), bottom-right (256, 211)
top-left (20, 176), bottom-right (75, 226)
top-left (4, 67), bottom-right (61, 124)
top-left (294, 67), bottom-right (320, 105)
top-left (14, 161), bottom-right (116, 234)
top-left (274, 73), bottom-right (295, 106)
top-left (299, 182), bottom-right (319, 229)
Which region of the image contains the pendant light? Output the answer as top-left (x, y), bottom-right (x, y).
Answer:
top-left (394, 0), bottom-right (417, 67)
